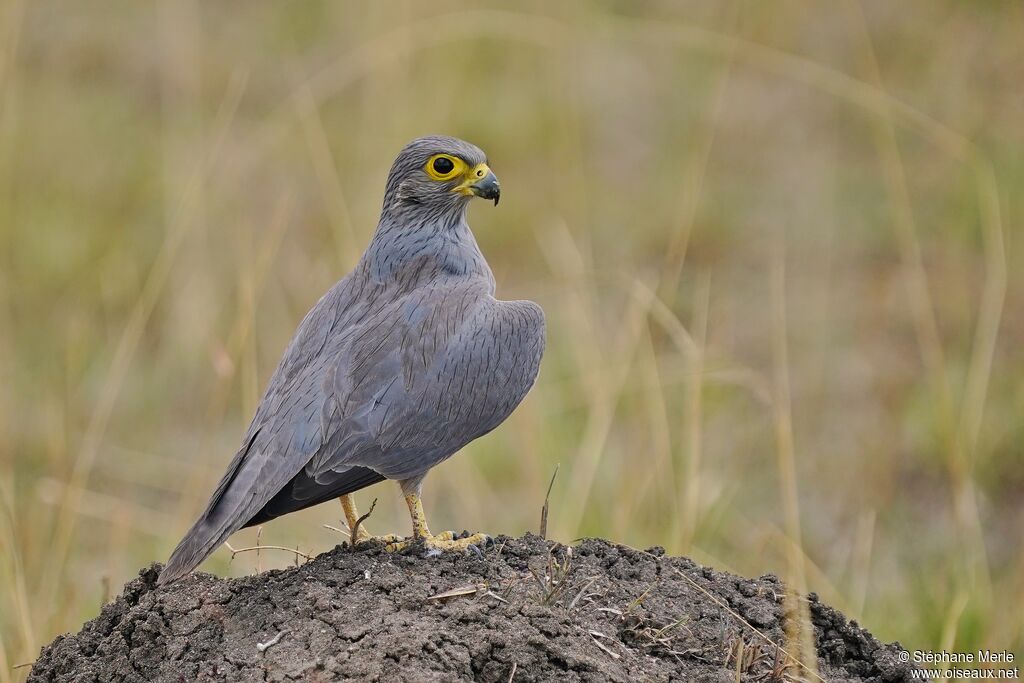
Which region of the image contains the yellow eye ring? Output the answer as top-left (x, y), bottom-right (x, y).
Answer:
top-left (425, 154), bottom-right (466, 181)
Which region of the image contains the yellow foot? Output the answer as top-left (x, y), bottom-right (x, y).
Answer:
top-left (385, 530), bottom-right (492, 555)
top-left (348, 532), bottom-right (404, 548)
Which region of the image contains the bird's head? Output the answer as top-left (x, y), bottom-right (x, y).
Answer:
top-left (383, 136), bottom-right (500, 217)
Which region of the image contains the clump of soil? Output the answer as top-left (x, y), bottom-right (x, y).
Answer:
top-left (28, 535), bottom-right (914, 682)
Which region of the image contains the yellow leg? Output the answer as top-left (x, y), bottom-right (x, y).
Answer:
top-left (338, 495), bottom-right (401, 547)
top-left (385, 492), bottom-right (491, 553)
top-left (407, 492), bottom-right (431, 538)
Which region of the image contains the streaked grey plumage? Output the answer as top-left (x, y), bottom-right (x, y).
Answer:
top-left (160, 136), bottom-right (544, 584)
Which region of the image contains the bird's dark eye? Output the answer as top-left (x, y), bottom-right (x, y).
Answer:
top-left (432, 157), bottom-right (455, 175)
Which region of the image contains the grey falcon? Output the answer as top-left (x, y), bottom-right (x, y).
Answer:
top-left (159, 136), bottom-right (545, 584)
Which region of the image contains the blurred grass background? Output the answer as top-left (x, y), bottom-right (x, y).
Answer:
top-left (1, 1), bottom-right (1022, 676)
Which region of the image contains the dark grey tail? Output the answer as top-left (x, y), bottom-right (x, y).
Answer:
top-left (158, 515), bottom-right (239, 585)
top-left (158, 437), bottom-right (257, 585)
top-left (158, 442), bottom-right (386, 584)
top-left (244, 465), bottom-right (385, 527)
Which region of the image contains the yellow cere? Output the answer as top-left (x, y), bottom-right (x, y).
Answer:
top-left (453, 163), bottom-right (492, 196)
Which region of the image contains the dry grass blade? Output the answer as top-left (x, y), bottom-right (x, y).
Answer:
top-left (844, 0), bottom-right (997, 611)
top-left (40, 70), bottom-right (251, 614)
top-left (567, 577), bottom-right (599, 611)
top-left (626, 584), bottom-right (656, 614)
top-left (0, 486), bottom-right (37, 664)
top-left (427, 582), bottom-right (508, 604)
top-left (294, 85), bottom-right (359, 268)
top-left (770, 240), bottom-right (819, 677)
top-left (668, 564), bottom-right (823, 683)
top-left (482, 590), bottom-right (509, 604)
top-left (588, 631), bottom-right (621, 660)
top-left (539, 463), bottom-right (559, 539)
top-left (427, 584), bottom-right (487, 601)
top-left (561, 277), bottom-right (659, 536)
top-left (529, 546), bottom-right (574, 606)
top-left (255, 526), bottom-right (263, 574)
top-left (652, 615), bottom-right (689, 640)
top-left (0, 638), bottom-right (11, 683)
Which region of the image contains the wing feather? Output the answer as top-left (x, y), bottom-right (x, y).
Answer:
top-left (308, 286), bottom-right (544, 483)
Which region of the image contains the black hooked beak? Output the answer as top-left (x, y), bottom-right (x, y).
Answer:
top-left (469, 170), bottom-right (501, 206)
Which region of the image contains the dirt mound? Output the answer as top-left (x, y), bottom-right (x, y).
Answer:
top-left (28, 535), bottom-right (914, 682)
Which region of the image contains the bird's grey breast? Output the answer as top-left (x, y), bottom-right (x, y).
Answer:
top-left (307, 279), bottom-right (545, 481)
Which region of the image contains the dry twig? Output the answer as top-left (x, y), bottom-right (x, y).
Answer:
top-left (224, 542), bottom-right (313, 563)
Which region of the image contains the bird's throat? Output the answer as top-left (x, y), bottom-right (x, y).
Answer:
top-left (364, 213), bottom-right (493, 286)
